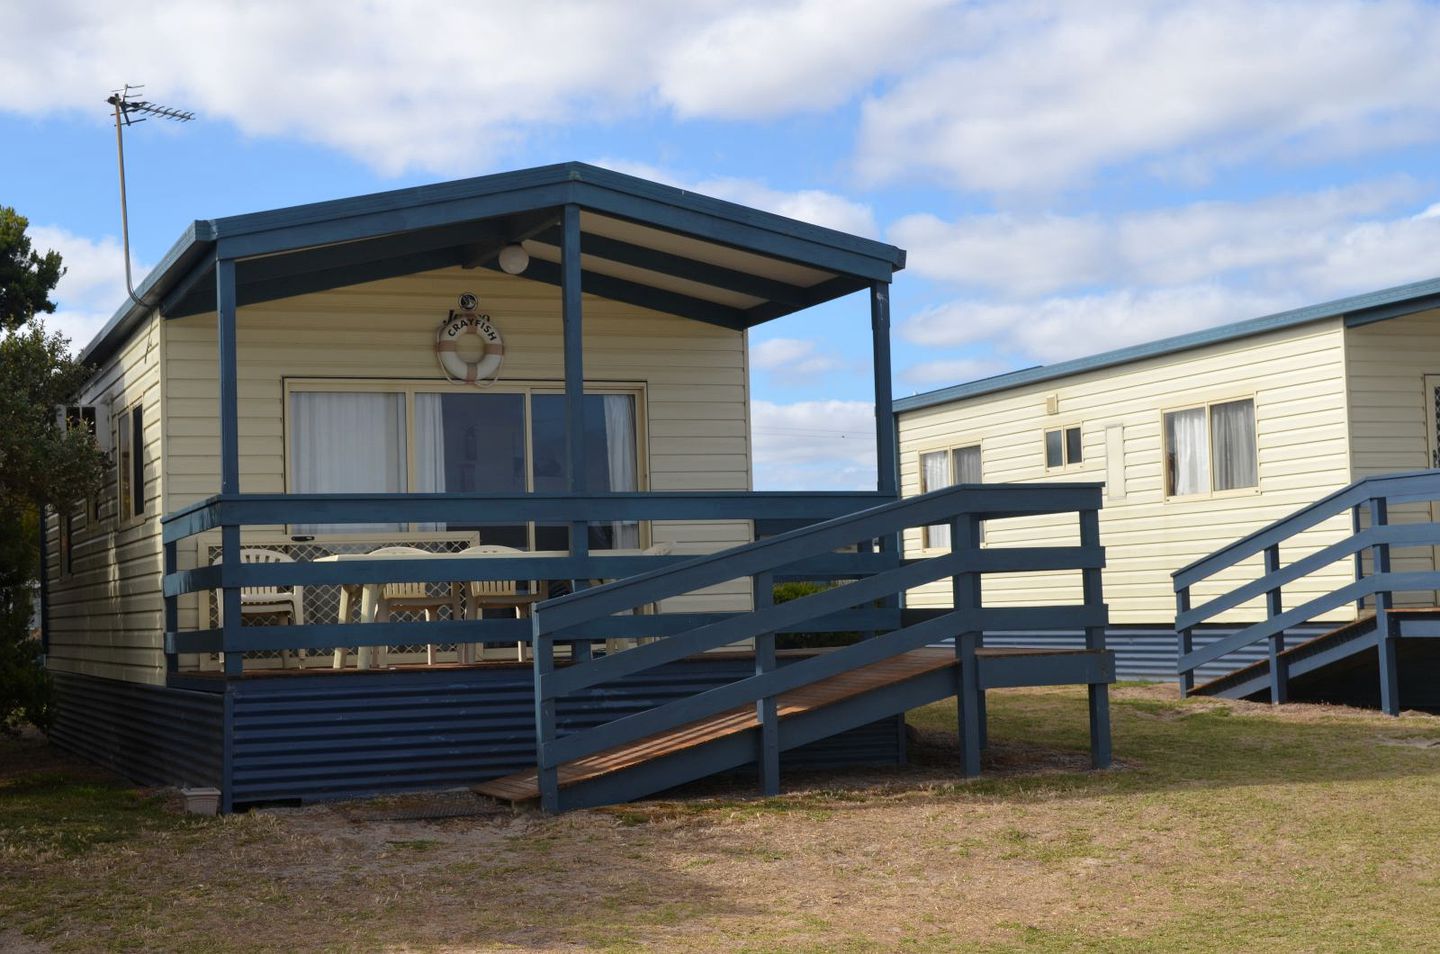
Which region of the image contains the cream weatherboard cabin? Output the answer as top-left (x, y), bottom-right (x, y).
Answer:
top-left (896, 277), bottom-right (1440, 710)
top-left (41, 163), bottom-right (1116, 812)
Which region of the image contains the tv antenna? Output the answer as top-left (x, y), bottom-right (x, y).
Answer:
top-left (106, 85), bottom-right (195, 307)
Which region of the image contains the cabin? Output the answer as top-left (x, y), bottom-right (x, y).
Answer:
top-left (41, 163), bottom-right (1115, 812)
top-left (895, 276), bottom-right (1440, 710)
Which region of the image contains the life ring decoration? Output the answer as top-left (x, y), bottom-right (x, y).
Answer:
top-left (435, 294), bottom-right (505, 387)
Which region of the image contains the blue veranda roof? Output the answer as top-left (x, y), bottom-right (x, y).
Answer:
top-left (894, 275), bottom-right (1440, 414)
top-left (80, 162), bottom-right (907, 367)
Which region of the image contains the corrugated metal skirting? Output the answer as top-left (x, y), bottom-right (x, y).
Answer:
top-left (979, 626), bottom-right (1331, 681)
top-left (48, 671), bottom-right (224, 789)
top-left (228, 658), bottom-right (904, 806)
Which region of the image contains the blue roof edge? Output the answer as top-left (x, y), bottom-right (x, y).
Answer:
top-left (894, 275), bottom-right (1440, 414)
top-left (74, 161), bottom-right (905, 368)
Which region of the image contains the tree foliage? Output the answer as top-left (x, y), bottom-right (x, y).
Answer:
top-left (0, 206), bottom-right (106, 731)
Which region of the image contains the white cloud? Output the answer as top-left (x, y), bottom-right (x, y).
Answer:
top-left (900, 357), bottom-right (1010, 387)
top-left (890, 179), bottom-right (1433, 296)
top-left (601, 160), bottom-right (878, 237)
top-left (902, 285), bottom-right (1293, 365)
top-left (857, 0), bottom-right (1440, 192)
top-left (751, 337), bottom-right (847, 375)
top-left (24, 225), bottom-right (139, 351)
top-left (751, 399), bottom-right (876, 490)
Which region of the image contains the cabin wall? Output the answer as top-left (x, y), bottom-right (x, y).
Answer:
top-left (44, 313), bottom-right (167, 685)
top-left (162, 266), bottom-right (754, 636)
top-left (898, 318), bottom-right (1356, 624)
top-left (1344, 307), bottom-right (1440, 600)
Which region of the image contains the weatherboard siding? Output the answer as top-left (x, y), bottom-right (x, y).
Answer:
top-left (898, 318), bottom-right (1356, 624)
top-left (1344, 307), bottom-right (1440, 604)
top-left (162, 265), bottom-right (754, 634)
top-left (45, 312), bottom-right (168, 685)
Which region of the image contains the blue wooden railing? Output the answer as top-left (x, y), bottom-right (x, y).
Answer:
top-left (1173, 469), bottom-right (1440, 711)
top-left (160, 491), bottom-right (891, 672)
top-left (528, 482), bottom-right (1108, 811)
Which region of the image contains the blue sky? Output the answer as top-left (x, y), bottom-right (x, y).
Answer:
top-left (4, 0), bottom-right (1440, 489)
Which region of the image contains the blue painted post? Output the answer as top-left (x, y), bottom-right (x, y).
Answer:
top-left (871, 281), bottom-right (903, 640)
top-left (1352, 504), bottom-right (1366, 613)
top-left (164, 539), bottom-right (178, 674)
top-left (1079, 508), bottom-right (1111, 770)
top-left (753, 571), bottom-right (780, 796)
top-left (951, 514), bottom-right (982, 777)
top-left (532, 620), bottom-right (560, 813)
top-left (217, 258), bottom-right (243, 677)
top-left (1369, 497), bottom-right (1400, 715)
top-left (560, 204), bottom-right (591, 663)
top-left (1176, 587), bottom-right (1193, 697)
top-left (1265, 543), bottom-right (1287, 704)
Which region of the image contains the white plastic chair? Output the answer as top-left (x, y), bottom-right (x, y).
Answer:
top-left (460, 545), bottom-right (538, 662)
top-left (369, 545), bottom-right (464, 666)
top-left (211, 548), bottom-right (306, 668)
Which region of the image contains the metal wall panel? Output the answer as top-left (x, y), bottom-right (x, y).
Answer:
top-left (49, 671), bottom-right (223, 789)
top-left (228, 657), bottom-right (903, 805)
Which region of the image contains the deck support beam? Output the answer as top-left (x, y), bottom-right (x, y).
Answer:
top-left (1369, 498), bottom-right (1400, 715)
top-left (753, 571), bottom-right (780, 796)
top-left (1264, 544), bottom-right (1288, 704)
top-left (559, 203), bottom-right (593, 662)
top-left (1080, 508), bottom-right (1112, 769)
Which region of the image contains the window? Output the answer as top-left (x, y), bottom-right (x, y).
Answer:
top-left (286, 383), bottom-right (642, 548)
top-left (1045, 426), bottom-right (1083, 468)
top-left (920, 444), bottom-right (981, 548)
top-left (1165, 398), bottom-right (1257, 497)
top-left (115, 403), bottom-right (146, 524)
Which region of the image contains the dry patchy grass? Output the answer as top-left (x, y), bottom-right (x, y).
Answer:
top-left (5, 685), bottom-right (1440, 952)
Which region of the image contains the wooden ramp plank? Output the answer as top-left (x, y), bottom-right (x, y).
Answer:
top-left (1192, 613), bottom-right (1380, 698)
top-left (474, 647), bottom-right (958, 804)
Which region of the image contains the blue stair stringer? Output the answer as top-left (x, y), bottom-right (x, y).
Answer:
top-left (477, 481), bottom-right (1118, 812)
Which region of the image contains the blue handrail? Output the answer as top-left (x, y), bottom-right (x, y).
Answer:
top-left (1172, 469), bottom-right (1440, 710)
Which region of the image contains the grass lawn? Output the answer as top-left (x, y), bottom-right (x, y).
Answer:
top-left (5, 684), bottom-right (1440, 952)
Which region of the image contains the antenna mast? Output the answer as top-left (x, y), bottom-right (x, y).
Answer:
top-left (106, 85), bottom-right (195, 307)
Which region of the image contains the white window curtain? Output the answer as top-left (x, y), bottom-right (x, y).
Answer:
top-left (1166, 407), bottom-right (1210, 496)
top-left (922, 450), bottom-right (951, 548)
top-left (291, 392), bottom-right (407, 533)
top-left (1211, 399), bottom-right (1257, 491)
top-left (412, 393), bottom-right (446, 531)
top-left (603, 394), bottom-right (640, 548)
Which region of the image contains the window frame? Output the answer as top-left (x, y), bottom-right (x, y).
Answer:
top-left (1160, 394), bottom-right (1260, 501)
top-left (282, 378), bottom-right (650, 544)
top-left (113, 400), bottom-right (147, 528)
top-left (1043, 423), bottom-right (1085, 471)
top-left (916, 441), bottom-right (983, 550)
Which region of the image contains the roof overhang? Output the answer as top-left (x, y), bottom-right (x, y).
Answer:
top-left (80, 162), bottom-right (906, 366)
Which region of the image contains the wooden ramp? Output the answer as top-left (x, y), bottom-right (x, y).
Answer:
top-left (474, 647), bottom-right (958, 804)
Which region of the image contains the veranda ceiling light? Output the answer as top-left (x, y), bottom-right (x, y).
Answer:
top-left (498, 243), bottom-right (530, 275)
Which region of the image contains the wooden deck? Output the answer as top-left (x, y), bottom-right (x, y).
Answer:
top-left (474, 646), bottom-right (1087, 804)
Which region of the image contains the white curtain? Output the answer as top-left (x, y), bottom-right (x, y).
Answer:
top-left (1166, 408), bottom-right (1210, 496)
top-left (922, 450), bottom-right (950, 548)
top-left (412, 393), bottom-right (446, 531)
top-left (291, 392), bottom-right (407, 533)
top-left (603, 394), bottom-right (640, 548)
top-left (1211, 399), bottom-right (1257, 490)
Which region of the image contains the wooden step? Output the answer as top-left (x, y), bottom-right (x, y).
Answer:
top-left (474, 647), bottom-right (959, 804)
top-left (1192, 613), bottom-right (1379, 697)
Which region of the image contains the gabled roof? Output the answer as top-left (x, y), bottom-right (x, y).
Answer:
top-left (894, 275), bottom-right (1440, 414)
top-left (80, 162), bottom-right (906, 366)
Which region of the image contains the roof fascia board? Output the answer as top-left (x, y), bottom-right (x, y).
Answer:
top-left (570, 181), bottom-right (897, 283)
top-left (895, 276), bottom-right (1440, 415)
top-left (1343, 292), bottom-right (1440, 328)
top-left (214, 182), bottom-right (576, 261)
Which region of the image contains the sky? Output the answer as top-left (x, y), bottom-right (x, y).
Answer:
top-left (3, 0), bottom-right (1440, 491)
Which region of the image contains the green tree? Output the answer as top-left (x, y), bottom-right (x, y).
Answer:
top-left (0, 207), bottom-right (106, 732)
